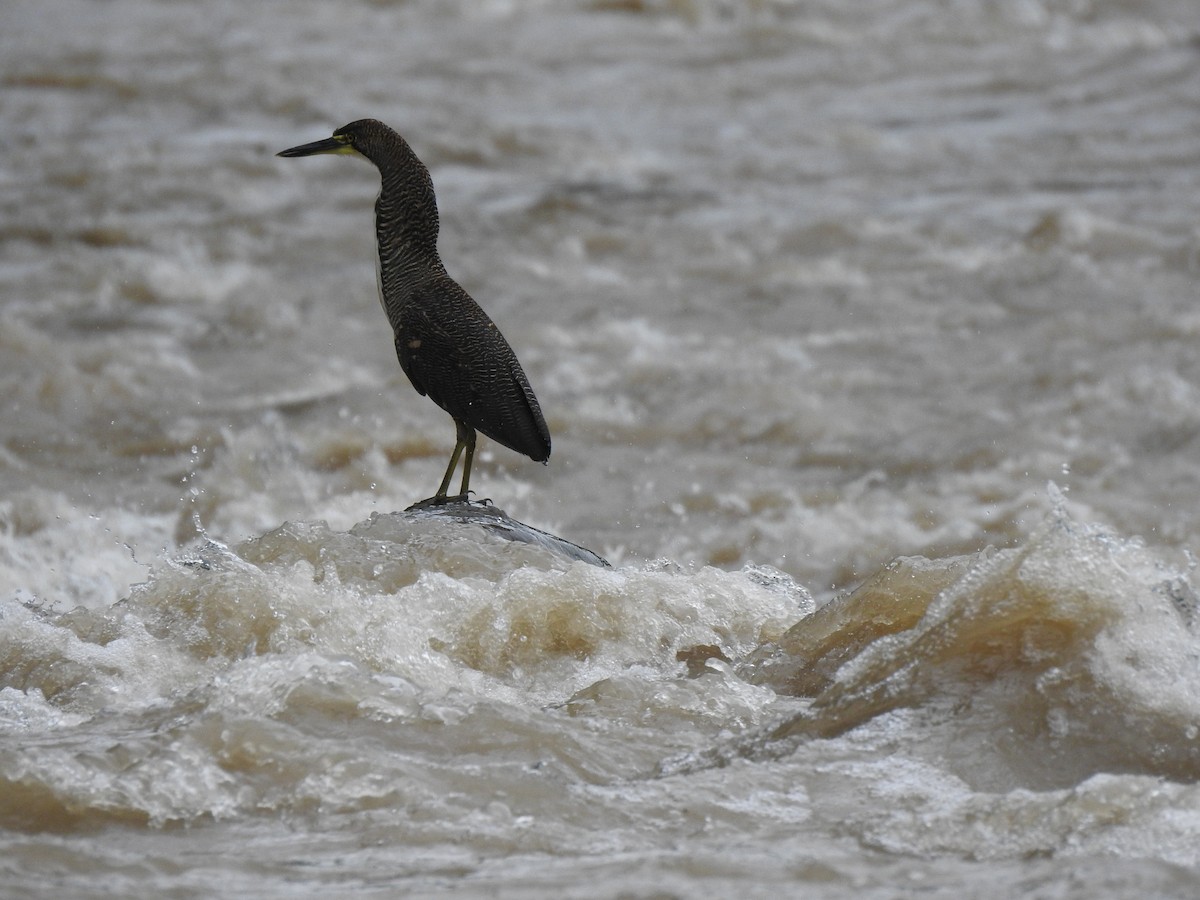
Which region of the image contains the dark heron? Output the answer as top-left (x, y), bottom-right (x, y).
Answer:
top-left (278, 119), bottom-right (550, 504)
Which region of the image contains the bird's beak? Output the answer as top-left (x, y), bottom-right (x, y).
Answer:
top-left (276, 135), bottom-right (353, 158)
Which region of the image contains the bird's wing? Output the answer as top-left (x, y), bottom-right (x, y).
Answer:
top-left (394, 281), bottom-right (550, 461)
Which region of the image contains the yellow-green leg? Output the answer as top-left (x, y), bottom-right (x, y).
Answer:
top-left (434, 419), bottom-right (477, 502)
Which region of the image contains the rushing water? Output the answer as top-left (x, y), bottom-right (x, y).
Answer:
top-left (3, 0), bottom-right (1200, 896)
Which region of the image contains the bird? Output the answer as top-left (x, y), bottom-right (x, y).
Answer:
top-left (277, 119), bottom-right (550, 505)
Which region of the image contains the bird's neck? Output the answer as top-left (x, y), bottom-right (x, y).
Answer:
top-left (375, 163), bottom-right (444, 276)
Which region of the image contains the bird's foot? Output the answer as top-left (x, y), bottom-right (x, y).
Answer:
top-left (406, 494), bottom-right (452, 510)
top-left (407, 491), bottom-right (479, 510)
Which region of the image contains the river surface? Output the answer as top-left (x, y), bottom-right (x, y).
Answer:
top-left (3, 0), bottom-right (1200, 897)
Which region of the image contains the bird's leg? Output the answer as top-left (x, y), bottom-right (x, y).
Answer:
top-left (434, 431), bottom-right (466, 501)
top-left (432, 420), bottom-right (477, 503)
top-left (457, 421), bottom-right (477, 499)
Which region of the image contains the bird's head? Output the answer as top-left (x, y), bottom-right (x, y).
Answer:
top-left (277, 118), bottom-right (437, 236)
top-left (277, 119), bottom-right (394, 163)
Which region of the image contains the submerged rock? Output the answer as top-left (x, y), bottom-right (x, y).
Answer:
top-left (403, 498), bottom-right (610, 568)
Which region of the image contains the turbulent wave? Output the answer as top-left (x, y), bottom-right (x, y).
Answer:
top-left (4, 491), bottom-right (1198, 859)
top-left (0, 506), bottom-right (804, 830)
top-left (658, 491), bottom-right (1200, 795)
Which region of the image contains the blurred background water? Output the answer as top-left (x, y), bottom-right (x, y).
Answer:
top-left (2, 1), bottom-right (1200, 897)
